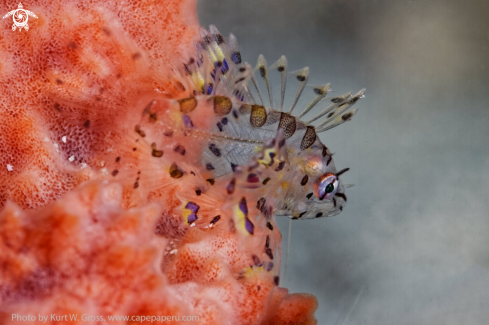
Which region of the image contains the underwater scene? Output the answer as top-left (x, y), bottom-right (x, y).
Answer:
top-left (1, 0), bottom-right (488, 324)
top-left (199, 0), bottom-right (489, 323)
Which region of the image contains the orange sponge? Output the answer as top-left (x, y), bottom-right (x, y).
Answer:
top-left (0, 0), bottom-right (198, 209)
top-left (0, 180), bottom-right (318, 324)
top-left (0, 0), bottom-right (318, 323)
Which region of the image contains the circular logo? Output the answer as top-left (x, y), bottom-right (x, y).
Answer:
top-left (3, 3), bottom-right (38, 31)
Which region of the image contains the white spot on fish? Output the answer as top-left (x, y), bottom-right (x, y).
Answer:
top-left (68, 156), bottom-right (75, 162)
top-left (6, 164), bottom-right (13, 172)
top-left (62, 136), bottom-right (67, 143)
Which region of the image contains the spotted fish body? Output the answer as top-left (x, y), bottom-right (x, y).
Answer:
top-left (137, 93), bottom-right (350, 221)
top-left (136, 25), bottom-right (365, 221)
top-left (51, 24), bottom-right (364, 284)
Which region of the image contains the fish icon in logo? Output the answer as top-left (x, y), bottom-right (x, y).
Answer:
top-left (3, 3), bottom-right (37, 31)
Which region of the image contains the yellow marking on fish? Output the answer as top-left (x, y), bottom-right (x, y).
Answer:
top-left (242, 265), bottom-right (264, 279)
top-left (234, 203), bottom-right (250, 236)
top-left (191, 71), bottom-right (205, 91)
top-left (170, 109), bottom-right (184, 127)
top-left (182, 204), bottom-right (192, 220)
top-left (211, 43), bottom-right (225, 62)
top-left (205, 48), bottom-right (218, 65)
top-left (257, 147), bottom-right (276, 165)
top-left (281, 182), bottom-right (289, 190)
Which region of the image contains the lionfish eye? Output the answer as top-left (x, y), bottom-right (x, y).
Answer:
top-left (314, 173), bottom-right (338, 200)
top-left (325, 183), bottom-right (335, 194)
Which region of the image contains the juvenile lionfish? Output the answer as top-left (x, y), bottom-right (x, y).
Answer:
top-left (51, 24), bottom-right (364, 283)
top-left (156, 26), bottom-right (364, 216)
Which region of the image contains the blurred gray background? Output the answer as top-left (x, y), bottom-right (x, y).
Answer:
top-left (198, 0), bottom-right (489, 324)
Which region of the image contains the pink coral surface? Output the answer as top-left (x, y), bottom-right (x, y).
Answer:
top-left (0, 0), bottom-right (318, 323)
top-left (0, 181), bottom-right (317, 324)
top-left (0, 0), bottom-right (197, 208)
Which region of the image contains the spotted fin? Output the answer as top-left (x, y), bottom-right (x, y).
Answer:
top-left (174, 26), bottom-right (254, 102)
top-left (216, 130), bottom-right (289, 278)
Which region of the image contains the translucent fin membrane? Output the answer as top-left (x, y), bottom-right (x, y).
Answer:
top-left (169, 25), bottom-right (254, 102)
top-left (246, 53), bottom-right (365, 135)
top-left (287, 67), bottom-right (309, 115)
top-left (269, 56), bottom-right (287, 111)
top-left (256, 55), bottom-right (273, 108)
top-left (297, 83), bottom-right (331, 119)
top-left (304, 92), bottom-right (352, 124)
top-left (316, 89), bottom-right (366, 133)
top-left (250, 72), bottom-right (265, 105)
top-left (173, 27), bottom-right (365, 136)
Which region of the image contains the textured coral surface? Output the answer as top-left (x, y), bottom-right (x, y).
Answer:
top-left (0, 0), bottom-right (318, 323)
top-left (0, 181), bottom-right (317, 324)
top-left (0, 0), bottom-right (198, 209)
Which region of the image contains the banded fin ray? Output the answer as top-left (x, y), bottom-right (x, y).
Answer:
top-left (222, 130), bottom-right (289, 277)
top-left (296, 83), bottom-right (332, 119)
top-left (256, 54), bottom-right (273, 108)
top-left (269, 56), bottom-right (288, 111)
top-left (174, 29), bottom-right (365, 153)
top-left (247, 53), bottom-right (364, 137)
top-left (316, 89), bottom-right (366, 133)
top-left (303, 92), bottom-right (352, 124)
top-left (287, 67), bottom-right (309, 115)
